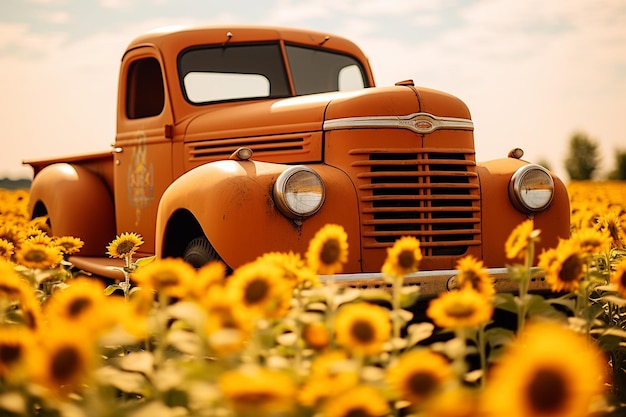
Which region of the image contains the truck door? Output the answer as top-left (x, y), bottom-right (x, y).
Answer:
top-left (113, 49), bottom-right (173, 253)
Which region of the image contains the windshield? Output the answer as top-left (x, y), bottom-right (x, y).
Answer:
top-left (178, 42), bottom-right (367, 104)
top-left (286, 44), bottom-right (366, 95)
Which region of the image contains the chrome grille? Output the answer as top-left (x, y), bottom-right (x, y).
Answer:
top-left (353, 148), bottom-right (481, 256)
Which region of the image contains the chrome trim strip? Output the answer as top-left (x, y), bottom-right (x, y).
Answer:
top-left (321, 267), bottom-right (550, 299)
top-left (323, 112), bottom-right (474, 134)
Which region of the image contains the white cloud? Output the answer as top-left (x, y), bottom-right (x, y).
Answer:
top-left (99, 0), bottom-right (133, 10)
top-left (38, 10), bottom-right (71, 24)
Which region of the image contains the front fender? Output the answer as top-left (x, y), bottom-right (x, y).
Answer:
top-left (477, 158), bottom-right (570, 267)
top-left (28, 163), bottom-right (115, 256)
top-left (156, 160), bottom-right (361, 271)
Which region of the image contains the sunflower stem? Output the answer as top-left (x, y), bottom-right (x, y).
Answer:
top-left (326, 275), bottom-right (337, 350)
top-left (517, 236), bottom-right (535, 334)
top-left (478, 322), bottom-right (487, 390)
top-left (391, 274), bottom-right (403, 361)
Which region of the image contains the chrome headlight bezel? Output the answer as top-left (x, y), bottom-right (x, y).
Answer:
top-left (508, 164), bottom-right (555, 213)
top-left (273, 166), bottom-right (325, 219)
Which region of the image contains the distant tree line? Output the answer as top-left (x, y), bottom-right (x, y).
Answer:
top-left (563, 131), bottom-right (626, 181)
top-left (0, 178), bottom-right (32, 190)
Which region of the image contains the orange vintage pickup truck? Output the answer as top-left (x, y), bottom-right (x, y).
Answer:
top-left (24, 25), bottom-right (569, 296)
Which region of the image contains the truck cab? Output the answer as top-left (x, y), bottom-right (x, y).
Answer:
top-left (25, 25), bottom-right (570, 296)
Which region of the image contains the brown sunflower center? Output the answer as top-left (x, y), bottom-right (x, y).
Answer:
top-left (526, 367), bottom-right (569, 413)
top-left (0, 283), bottom-right (20, 297)
top-left (444, 302), bottom-right (476, 319)
top-left (25, 249), bottom-right (47, 262)
top-left (0, 343), bottom-right (22, 365)
top-left (407, 370), bottom-right (437, 398)
top-left (50, 345), bottom-right (83, 384)
top-left (345, 408), bottom-right (371, 417)
top-left (155, 271), bottom-right (180, 287)
top-left (559, 254), bottom-right (583, 282)
top-left (321, 239), bottom-right (341, 265)
top-left (244, 278), bottom-right (270, 304)
top-left (68, 297), bottom-right (92, 317)
top-left (351, 320), bottom-right (375, 343)
top-left (115, 240), bottom-right (136, 256)
top-left (398, 250), bottom-right (416, 270)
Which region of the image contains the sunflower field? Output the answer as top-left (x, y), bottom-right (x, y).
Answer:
top-left (1, 181), bottom-right (626, 417)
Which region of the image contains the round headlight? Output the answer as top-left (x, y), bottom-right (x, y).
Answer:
top-left (273, 166), bottom-right (325, 219)
top-left (508, 164), bottom-right (555, 213)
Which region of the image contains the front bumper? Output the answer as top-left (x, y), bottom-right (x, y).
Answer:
top-left (324, 267), bottom-right (551, 299)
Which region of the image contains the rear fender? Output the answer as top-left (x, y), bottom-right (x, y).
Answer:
top-left (156, 160), bottom-right (361, 271)
top-left (28, 163), bottom-right (115, 256)
top-left (477, 158), bottom-right (570, 267)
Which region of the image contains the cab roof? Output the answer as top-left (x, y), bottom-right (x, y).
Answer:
top-left (124, 25), bottom-right (371, 67)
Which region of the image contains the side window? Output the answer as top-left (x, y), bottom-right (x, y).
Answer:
top-left (126, 58), bottom-right (165, 119)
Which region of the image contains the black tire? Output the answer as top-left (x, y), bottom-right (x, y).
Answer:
top-left (183, 236), bottom-right (221, 269)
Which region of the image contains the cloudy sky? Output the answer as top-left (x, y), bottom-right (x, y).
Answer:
top-left (1, 0), bottom-right (625, 181)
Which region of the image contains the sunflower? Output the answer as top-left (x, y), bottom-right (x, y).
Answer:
top-left (595, 210), bottom-right (625, 249)
top-left (54, 236), bottom-right (85, 256)
top-left (186, 260), bottom-right (227, 300)
top-left (320, 385), bottom-right (390, 417)
top-left (120, 287), bottom-right (155, 338)
top-left (570, 227), bottom-right (612, 256)
top-left (0, 261), bottom-right (30, 300)
top-left (505, 219), bottom-right (539, 261)
top-left (298, 350), bottom-right (359, 407)
top-left (0, 262), bottom-right (44, 329)
top-left (334, 302), bottom-right (391, 356)
top-left (14, 240), bottom-right (63, 270)
top-left (386, 349), bottom-right (455, 407)
top-left (226, 259), bottom-right (291, 319)
top-left (106, 232), bottom-right (144, 259)
top-left (382, 236), bottom-right (422, 278)
top-left (543, 239), bottom-right (585, 293)
top-left (482, 321), bottom-right (606, 417)
top-left (258, 251), bottom-right (320, 289)
top-left (426, 287), bottom-right (493, 329)
top-left (0, 238), bottom-right (15, 260)
top-left (455, 255), bottom-right (494, 298)
top-left (0, 224), bottom-right (26, 251)
top-left (538, 246), bottom-right (559, 278)
top-left (15, 285), bottom-right (44, 331)
top-left (44, 278), bottom-right (118, 332)
top-left (28, 215), bottom-right (51, 236)
top-left (34, 325), bottom-right (98, 397)
top-left (219, 365), bottom-right (297, 415)
top-left (0, 326), bottom-right (39, 383)
top-left (610, 259), bottom-right (626, 298)
top-left (131, 257), bottom-right (196, 299)
top-left (306, 224), bottom-right (349, 275)
top-left (25, 228), bottom-right (53, 245)
top-left (203, 285), bottom-right (252, 355)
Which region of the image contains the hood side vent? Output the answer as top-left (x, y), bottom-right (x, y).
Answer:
top-left (186, 134), bottom-right (317, 163)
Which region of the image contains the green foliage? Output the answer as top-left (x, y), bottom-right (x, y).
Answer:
top-left (565, 132), bottom-right (600, 181)
top-left (608, 149), bottom-right (626, 180)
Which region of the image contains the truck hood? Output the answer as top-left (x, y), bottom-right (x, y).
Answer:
top-left (183, 85), bottom-right (471, 140)
top-left (181, 86), bottom-right (471, 164)
top-left (183, 90), bottom-right (363, 142)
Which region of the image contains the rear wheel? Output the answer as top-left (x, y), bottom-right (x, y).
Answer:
top-left (183, 236), bottom-right (221, 269)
